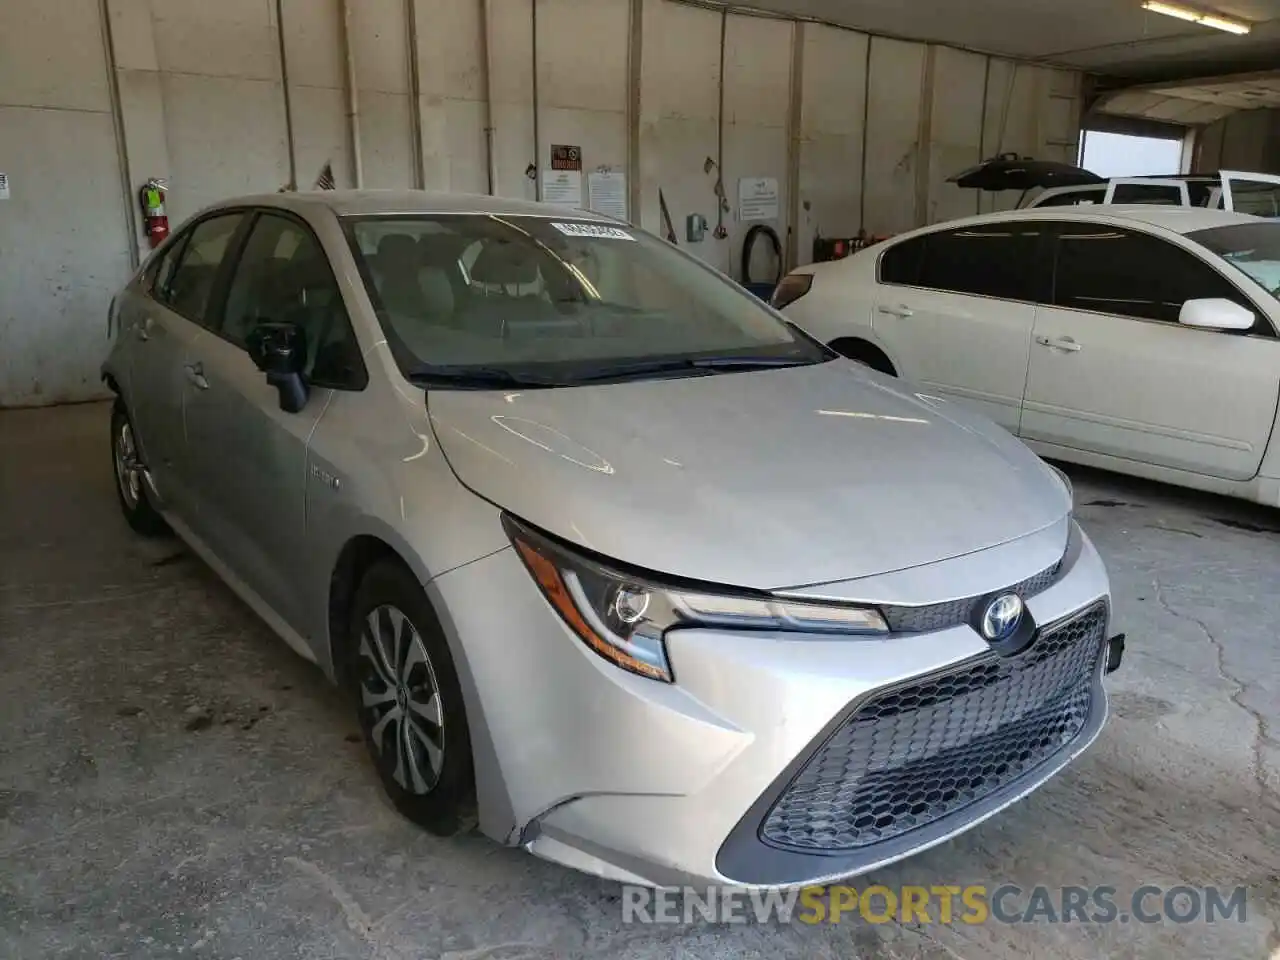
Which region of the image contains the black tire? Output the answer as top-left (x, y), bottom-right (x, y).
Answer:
top-left (110, 400), bottom-right (169, 537)
top-left (347, 560), bottom-right (477, 835)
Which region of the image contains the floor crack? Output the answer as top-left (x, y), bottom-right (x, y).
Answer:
top-left (1153, 578), bottom-right (1275, 798)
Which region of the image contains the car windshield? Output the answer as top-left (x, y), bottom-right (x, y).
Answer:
top-left (1190, 222), bottom-right (1280, 298)
top-left (342, 214), bottom-right (827, 386)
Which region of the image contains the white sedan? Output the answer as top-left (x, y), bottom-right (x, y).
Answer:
top-left (776, 206), bottom-right (1280, 506)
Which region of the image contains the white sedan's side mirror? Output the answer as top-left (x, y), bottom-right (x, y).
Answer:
top-left (1178, 298), bottom-right (1254, 331)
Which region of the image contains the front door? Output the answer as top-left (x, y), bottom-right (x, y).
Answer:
top-left (871, 223), bottom-right (1045, 433)
top-left (1022, 222), bottom-right (1280, 481)
top-left (182, 210), bottom-right (362, 633)
top-left (1220, 171), bottom-right (1280, 218)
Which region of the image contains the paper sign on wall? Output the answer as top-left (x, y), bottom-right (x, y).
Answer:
top-left (738, 177), bottom-right (779, 222)
top-left (542, 169), bottom-right (584, 208)
top-left (587, 170), bottom-right (627, 220)
top-left (0, 173), bottom-right (9, 201)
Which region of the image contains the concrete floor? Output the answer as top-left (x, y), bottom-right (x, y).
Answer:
top-left (1, 400), bottom-right (1278, 960)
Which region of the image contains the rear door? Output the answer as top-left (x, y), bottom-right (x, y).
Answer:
top-left (1022, 221), bottom-right (1280, 480)
top-left (129, 212), bottom-right (246, 517)
top-left (870, 222), bottom-right (1046, 433)
top-left (182, 210), bottom-right (367, 632)
top-left (1219, 171), bottom-right (1280, 218)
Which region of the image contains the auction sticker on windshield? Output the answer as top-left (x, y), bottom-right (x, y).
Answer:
top-left (552, 222), bottom-right (636, 241)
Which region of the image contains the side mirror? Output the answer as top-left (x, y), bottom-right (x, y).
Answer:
top-left (245, 321), bottom-right (309, 413)
top-left (1178, 298), bottom-right (1254, 332)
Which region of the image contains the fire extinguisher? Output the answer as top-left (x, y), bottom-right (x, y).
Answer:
top-left (139, 178), bottom-right (169, 248)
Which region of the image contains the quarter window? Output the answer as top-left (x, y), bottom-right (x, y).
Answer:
top-left (165, 214), bottom-right (245, 326)
top-left (917, 225), bottom-right (1043, 301)
top-left (1052, 225), bottom-right (1260, 330)
top-left (221, 213), bottom-right (367, 389)
top-left (878, 237), bottom-right (924, 286)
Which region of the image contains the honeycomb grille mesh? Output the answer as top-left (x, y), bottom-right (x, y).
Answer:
top-left (760, 603), bottom-right (1106, 852)
top-left (881, 563), bottom-right (1061, 634)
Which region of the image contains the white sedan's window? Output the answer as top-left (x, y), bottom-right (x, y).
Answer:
top-left (1052, 225), bottom-right (1258, 330)
top-left (1191, 222), bottom-right (1280, 300)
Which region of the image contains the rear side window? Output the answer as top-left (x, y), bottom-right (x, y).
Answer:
top-left (165, 214), bottom-right (244, 326)
top-left (1034, 187), bottom-right (1105, 208)
top-left (1052, 224), bottom-right (1260, 330)
top-left (147, 236), bottom-right (188, 302)
top-left (878, 237), bottom-right (924, 286)
top-left (1109, 183), bottom-right (1185, 205)
top-left (917, 225), bottom-right (1043, 301)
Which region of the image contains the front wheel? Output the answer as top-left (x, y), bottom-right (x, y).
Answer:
top-left (348, 561), bottom-right (477, 835)
top-left (110, 400), bottom-right (168, 537)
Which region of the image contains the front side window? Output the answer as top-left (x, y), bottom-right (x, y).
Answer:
top-left (1052, 224), bottom-right (1261, 331)
top-left (222, 213), bottom-right (367, 389)
top-left (917, 225), bottom-right (1043, 301)
top-left (1190, 222), bottom-right (1280, 300)
top-left (342, 215), bottom-right (829, 385)
top-left (165, 214), bottom-right (244, 325)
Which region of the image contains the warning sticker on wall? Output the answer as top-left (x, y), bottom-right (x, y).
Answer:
top-left (542, 169), bottom-right (584, 208)
top-left (0, 173), bottom-right (9, 201)
top-left (738, 177), bottom-right (779, 222)
top-left (552, 222), bottom-right (635, 241)
top-left (551, 144), bottom-right (583, 171)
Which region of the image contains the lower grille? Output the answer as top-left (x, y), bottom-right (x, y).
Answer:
top-left (760, 602), bottom-right (1107, 852)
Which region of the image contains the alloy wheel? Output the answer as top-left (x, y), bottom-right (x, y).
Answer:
top-left (114, 420), bottom-right (142, 509)
top-left (357, 604), bottom-right (445, 795)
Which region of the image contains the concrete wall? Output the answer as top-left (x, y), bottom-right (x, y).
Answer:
top-left (0, 0), bottom-right (1084, 406)
top-left (1197, 109), bottom-right (1280, 173)
top-left (0, 0), bottom-right (134, 406)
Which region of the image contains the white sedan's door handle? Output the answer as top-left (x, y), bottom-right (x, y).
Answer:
top-left (877, 303), bottom-right (914, 319)
top-left (1036, 335), bottom-right (1082, 353)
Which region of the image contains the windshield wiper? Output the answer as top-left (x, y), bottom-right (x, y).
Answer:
top-left (688, 355), bottom-right (820, 370)
top-left (563, 355), bottom-right (820, 384)
top-left (404, 364), bottom-right (558, 389)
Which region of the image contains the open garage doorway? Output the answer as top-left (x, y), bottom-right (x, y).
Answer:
top-left (1080, 129), bottom-right (1187, 177)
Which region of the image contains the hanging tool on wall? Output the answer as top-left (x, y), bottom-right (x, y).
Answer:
top-left (705, 158), bottom-right (729, 240)
top-left (658, 189), bottom-right (678, 245)
top-left (711, 7), bottom-right (730, 240)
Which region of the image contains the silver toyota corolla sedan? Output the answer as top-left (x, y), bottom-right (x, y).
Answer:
top-left (102, 190), bottom-right (1119, 888)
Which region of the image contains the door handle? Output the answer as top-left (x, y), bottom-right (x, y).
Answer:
top-left (1035, 335), bottom-right (1082, 353)
top-left (184, 361), bottom-right (210, 390)
top-left (877, 304), bottom-right (914, 318)
top-left (136, 317), bottom-right (154, 342)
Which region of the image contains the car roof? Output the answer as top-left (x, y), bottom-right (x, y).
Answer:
top-left (897, 204), bottom-right (1261, 237)
top-left (204, 189), bottom-right (619, 222)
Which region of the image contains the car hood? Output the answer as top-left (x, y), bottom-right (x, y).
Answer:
top-left (427, 361), bottom-right (1070, 590)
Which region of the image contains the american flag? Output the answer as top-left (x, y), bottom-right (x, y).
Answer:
top-left (314, 161), bottom-right (336, 191)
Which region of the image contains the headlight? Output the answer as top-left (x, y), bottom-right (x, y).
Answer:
top-left (504, 515), bottom-right (888, 683)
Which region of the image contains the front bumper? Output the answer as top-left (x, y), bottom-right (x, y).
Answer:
top-left (430, 519), bottom-right (1111, 888)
